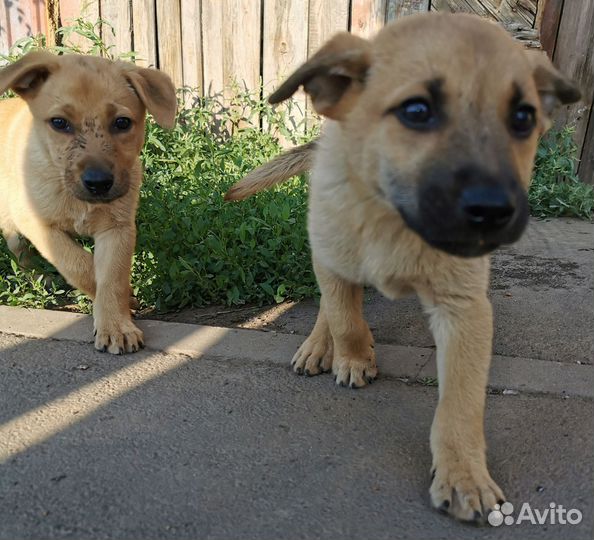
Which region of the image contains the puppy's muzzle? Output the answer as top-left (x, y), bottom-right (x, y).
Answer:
top-left (398, 165), bottom-right (528, 258)
top-left (81, 167), bottom-right (114, 196)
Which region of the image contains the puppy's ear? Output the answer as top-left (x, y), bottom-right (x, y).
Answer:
top-left (124, 66), bottom-right (177, 129)
top-left (525, 50), bottom-right (581, 118)
top-left (0, 51), bottom-right (59, 97)
top-left (269, 32), bottom-right (371, 120)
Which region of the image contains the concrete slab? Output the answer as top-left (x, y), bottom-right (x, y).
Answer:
top-left (0, 306), bottom-right (592, 398)
top-left (0, 334), bottom-right (592, 540)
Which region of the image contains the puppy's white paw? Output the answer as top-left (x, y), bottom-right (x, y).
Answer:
top-left (94, 318), bottom-right (144, 354)
top-left (430, 453), bottom-right (505, 524)
top-left (291, 332), bottom-right (333, 376)
top-left (332, 349), bottom-right (377, 388)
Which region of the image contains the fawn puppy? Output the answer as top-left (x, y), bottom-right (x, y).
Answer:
top-left (0, 52), bottom-right (177, 354)
top-left (226, 13), bottom-right (580, 522)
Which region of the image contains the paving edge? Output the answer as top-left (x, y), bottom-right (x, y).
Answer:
top-left (0, 305), bottom-right (592, 399)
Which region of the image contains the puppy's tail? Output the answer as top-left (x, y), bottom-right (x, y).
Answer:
top-left (224, 140), bottom-right (316, 201)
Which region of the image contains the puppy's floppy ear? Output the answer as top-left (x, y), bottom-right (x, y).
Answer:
top-left (269, 32), bottom-right (371, 120)
top-left (525, 50), bottom-right (581, 117)
top-left (0, 50), bottom-right (59, 97)
top-left (124, 66), bottom-right (178, 129)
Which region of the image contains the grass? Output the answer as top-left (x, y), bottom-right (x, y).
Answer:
top-left (0, 20), bottom-right (592, 313)
top-left (417, 376), bottom-right (439, 387)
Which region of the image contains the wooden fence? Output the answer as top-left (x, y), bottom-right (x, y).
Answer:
top-left (0, 0), bottom-right (592, 182)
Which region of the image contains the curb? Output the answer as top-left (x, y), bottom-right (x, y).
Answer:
top-left (0, 305), bottom-right (592, 399)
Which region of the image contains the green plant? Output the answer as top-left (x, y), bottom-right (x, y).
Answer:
top-left (417, 376), bottom-right (438, 387)
top-left (0, 17), bottom-right (135, 63)
top-left (134, 89), bottom-right (317, 309)
top-left (529, 127), bottom-right (594, 219)
top-left (0, 249), bottom-right (90, 311)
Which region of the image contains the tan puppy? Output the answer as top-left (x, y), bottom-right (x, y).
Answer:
top-left (226, 13), bottom-right (580, 522)
top-left (0, 52), bottom-right (177, 354)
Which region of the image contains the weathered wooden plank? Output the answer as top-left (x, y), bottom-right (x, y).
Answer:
top-left (534, 0), bottom-right (546, 28)
top-left (308, 0), bottom-right (349, 55)
top-left (306, 1), bottom-right (349, 125)
top-left (58, 0), bottom-right (100, 52)
top-left (2, 0), bottom-right (48, 50)
top-left (351, 0), bottom-right (387, 38)
top-left (0, 0), bottom-right (10, 55)
top-left (28, 0), bottom-right (46, 36)
top-left (180, 0), bottom-right (203, 93)
top-left (223, 0), bottom-right (261, 95)
top-left (538, 0), bottom-right (563, 56)
top-left (156, 0), bottom-right (183, 87)
top-left (101, 0), bottom-right (133, 58)
top-left (431, 0), bottom-right (489, 17)
top-left (132, 0), bottom-right (157, 67)
top-left (476, 0), bottom-right (536, 27)
top-left (201, 0), bottom-right (224, 96)
top-left (552, 0), bottom-right (594, 183)
top-left (262, 0), bottom-right (308, 89)
top-left (45, 0), bottom-right (59, 49)
top-left (431, 0), bottom-right (538, 27)
top-left (432, 0), bottom-right (541, 46)
top-left (262, 0), bottom-right (309, 136)
top-left (386, 0), bottom-right (430, 21)
top-left (202, 1), bottom-right (261, 99)
top-left (59, 0), bottom-right (100, 21)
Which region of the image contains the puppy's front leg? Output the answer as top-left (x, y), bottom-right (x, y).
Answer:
top-left (93, 225), bottom-right (143, 354)
top-left (425, 294), bottom-right (504, 522)
top-left (314, 259), bottom-right (377, 388)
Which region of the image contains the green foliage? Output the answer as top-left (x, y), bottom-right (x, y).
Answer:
top-left (417, 376), bottom-right (438, 387)
top-left (0, 249), bottom-right (91, 311)
top-left (134, 89), bottom-right (317, 309)
top-left (528, 127), bottom-right (594, 219)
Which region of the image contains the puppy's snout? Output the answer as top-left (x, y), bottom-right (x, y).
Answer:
top-left (407, 162), bottom-right (529, 257)
top-left (81, 167), bottom-right (114, 196)
top-left (458, 186), bottom-right (515, 230)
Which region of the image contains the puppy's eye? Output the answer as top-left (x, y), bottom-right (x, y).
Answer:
top-left (113, 117), bottom-right (132, 131)
top-left (510, 105), bottom-right (536, 138)
top-left (393, 98), bottom-right (437, 130)
top-left (50, 117), bottom-right (73, 133)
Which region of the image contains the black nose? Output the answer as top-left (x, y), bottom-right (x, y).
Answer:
top-left (458, 186), bottom-right (515, 229)
top-left (81, 168), bottom-right (114, 195)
